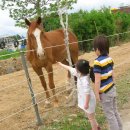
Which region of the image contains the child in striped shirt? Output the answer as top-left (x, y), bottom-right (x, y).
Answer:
top-left (93, 35), bottom-right (122, 130)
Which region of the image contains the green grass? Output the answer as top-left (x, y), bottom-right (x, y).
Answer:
top-left (42, 111), bottom-right (106, 130)
top-left (0, 50), bottom-right (21, 60)
top-left (41, 107), bottom-right (107, 130)
top-left (116, 71), bottom-right (130, 108)
top-left (41, 69), bottom-right (130, 130)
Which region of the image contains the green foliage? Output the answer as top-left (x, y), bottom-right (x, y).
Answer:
top-left (0, 50), bottom-right (20, 60)
top-left (23, 7), bottom-right (130, 51)
top-left (112, 12), bottom-right (130, 41)
top-left (1, 1), bottom-right (130, 51)
top-left (68, 8), bottom-right (116, 51)
top-left (67, 8), bottom-right (130, 51)
top-left (44, 14), bottom-right (61, 31)
top-left (42, 110), bottom-right (107, 130)
top-left (0, 0), bottom-right (77, 28)
top-left (113, 12), bottom-right (130, 32)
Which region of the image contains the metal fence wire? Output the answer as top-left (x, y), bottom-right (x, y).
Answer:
top-left (0, 31), bottom-right (130, 130)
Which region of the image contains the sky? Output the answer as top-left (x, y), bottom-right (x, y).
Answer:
top-left (0, 0), bottom-right (130, 37)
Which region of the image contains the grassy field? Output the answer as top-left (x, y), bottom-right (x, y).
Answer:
top-left (41, 69), bottom-right (130, 130)
top-left (0, 50), bottom-right (21, 60)
top-left (41, 108), bottom-right (107, 130)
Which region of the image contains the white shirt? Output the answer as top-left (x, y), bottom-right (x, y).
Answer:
top-left (69, 68), bottom-right (96, 113)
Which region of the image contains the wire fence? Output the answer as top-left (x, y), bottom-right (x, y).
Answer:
top-left (0, 31), bottom-right (130, 130)
top-left (0, 30), bottom-right (130, 59)
top-left (0, 67), bottom-right (129, 130)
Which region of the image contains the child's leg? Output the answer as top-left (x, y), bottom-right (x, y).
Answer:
top-left (99, 86), bottom-right (123, 130)
top-left (86, 112), bottom-right (98, 130)
top-left (113, 97), bottom-right (123, 130)
top-left (101, 97), bottom-right (120, 130)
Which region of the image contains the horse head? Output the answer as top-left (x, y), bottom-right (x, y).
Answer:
top-left (25, 17), bottom-right (45, 58)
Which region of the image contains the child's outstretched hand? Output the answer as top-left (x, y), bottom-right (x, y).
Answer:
top-left (56, 61), bottom-right (71, 70)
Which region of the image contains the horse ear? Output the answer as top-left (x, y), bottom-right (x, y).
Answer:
top-left (37, 17), bottom-right (42, 25)
top-left (25, 18), bottom-right (31, 26)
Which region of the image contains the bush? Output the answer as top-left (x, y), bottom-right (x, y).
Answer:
top-left (42, 7), bottom-right (130, 52)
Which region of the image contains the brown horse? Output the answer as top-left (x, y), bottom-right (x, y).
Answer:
top-left (25, 17), bottom-right (78, 106)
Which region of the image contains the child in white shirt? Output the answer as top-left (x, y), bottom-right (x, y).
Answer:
top-left (57, 59), bottom-right (100, 130)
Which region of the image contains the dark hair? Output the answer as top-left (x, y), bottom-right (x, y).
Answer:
top-left (93, 35), bottom-right (109, 56)
top-left (76, 59), bottom-right (95, 83)
top-left (89, 67), bottom-right (95, 83)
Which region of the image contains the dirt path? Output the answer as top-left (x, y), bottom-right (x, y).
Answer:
top-left (0, 42), bottom-right (130, 130)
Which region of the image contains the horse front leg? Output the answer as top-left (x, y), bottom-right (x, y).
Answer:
top-left (45, 63), bottom-right (58, 107)
top-left (32, 66), bottom-right (50, 105)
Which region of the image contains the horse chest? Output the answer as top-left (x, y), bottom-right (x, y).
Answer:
top-left (30, 56), bottom-right (48, 68)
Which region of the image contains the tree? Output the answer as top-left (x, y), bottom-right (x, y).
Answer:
top-left (0, 0), bottom-right (77, 27)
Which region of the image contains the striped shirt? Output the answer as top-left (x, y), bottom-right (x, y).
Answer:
top-left (93, 55), bottom-right (114, 93)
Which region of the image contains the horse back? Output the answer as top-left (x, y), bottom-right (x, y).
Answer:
top-left (44, 29), bottom-right (78, 53)
top-left (44, 29), bottom-right (78, 62)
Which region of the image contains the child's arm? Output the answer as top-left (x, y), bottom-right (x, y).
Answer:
top-left (57, 62), bottom-right (72, 71)
top-left (57, 62), bottom-right (78, 77)
top-left (84, 94), bottom-right (90, 110)
top-left (94, 73), bottom-right (101, 102)
top-left (84, 83), bottom-right (91, 110)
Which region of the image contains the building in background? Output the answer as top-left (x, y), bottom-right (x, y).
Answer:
top-left (111, 5), bottom-right (130, 13)
top-left (0, 35), bottom-right (26, 51)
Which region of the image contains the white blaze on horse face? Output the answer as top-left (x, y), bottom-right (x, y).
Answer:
top-left (33, 28), bottom-right (44, 57)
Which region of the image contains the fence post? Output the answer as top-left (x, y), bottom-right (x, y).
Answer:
top-left (116, 34), bottom-right (120, 45)
top-left (20, 51), bottom-right (42, 126)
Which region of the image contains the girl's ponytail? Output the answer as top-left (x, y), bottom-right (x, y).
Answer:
top-left (89, 67), bottom-right (95, 83)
